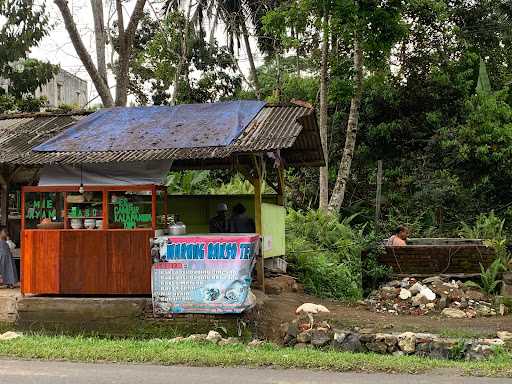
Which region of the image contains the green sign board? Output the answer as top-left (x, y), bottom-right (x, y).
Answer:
top-left (113, 198), bottom-right (152, 229)
top-left (26, 199), bottom-right (57, 220)
top-left (68, 206), bottom-right (99, 219)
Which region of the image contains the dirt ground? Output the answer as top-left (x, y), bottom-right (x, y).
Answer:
top-left (254, 291), bottom-right (512, 342)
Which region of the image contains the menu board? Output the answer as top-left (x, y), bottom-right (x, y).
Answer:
top-left (151, 234), bottom-right (259, 315)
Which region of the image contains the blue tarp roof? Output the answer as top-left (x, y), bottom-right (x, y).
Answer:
top-left (33, 100), bottom-right (266, 152)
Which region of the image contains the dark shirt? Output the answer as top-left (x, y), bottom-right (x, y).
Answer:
top-left (209, 214), bottom-right (229, 233)
top-left (229, 214), bottom-right (256, 233)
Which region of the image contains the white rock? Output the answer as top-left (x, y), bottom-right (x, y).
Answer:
top-left (186, 334), bottom-right (207, 342)
top-left (206, 330), bottom-right (223, 344)
top-left (398, 332), bottom-right (416, 353)
top-left (399, 288), bottom-right (412, 300)
top-left (247, 339), bottom-right (265, 348)
top-left (419, 286), bottom-right (436, 301)
top-left (218, 337), bottom-right (241, 346)
top-left (0, 331), bottom-right (22, 341)
top-left (479, 338), bottom-right (504, 346)
top-left (409, 282), bottom-right (423, 295)
top-left (441, 308), bottom-right (467, 318)
top-left (497, 331), bottom-right (512, 341)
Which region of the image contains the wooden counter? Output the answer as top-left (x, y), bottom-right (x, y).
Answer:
top-left (21, 229), bottom-right (153, 295)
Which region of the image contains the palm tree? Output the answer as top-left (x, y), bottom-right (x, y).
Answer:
top-left (165, 0), bottom-right (274, 100)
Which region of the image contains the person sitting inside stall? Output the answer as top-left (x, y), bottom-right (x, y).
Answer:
top-left (0, 227), bottom-right (18, 288)
top-left (387, 225), bottom-right (409, 246)
top-left (229, 203), bottom-right (256, 233)
top-left (209, 203), bottom-right (230, 233)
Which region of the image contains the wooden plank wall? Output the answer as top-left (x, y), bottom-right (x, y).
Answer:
top-left (22, 229), bottom-right (153, 295)
top-left (22, 230), bottom-right (60, 294)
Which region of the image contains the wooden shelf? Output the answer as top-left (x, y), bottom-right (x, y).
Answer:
top-left (67, 201), bottom-right (102, 205)
top-left (109, 202), bottom-right (152, 205)
top-left (68, 216), bottom-right (103, 219)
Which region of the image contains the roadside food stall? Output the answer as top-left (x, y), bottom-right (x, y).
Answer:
top-left (14, 100), bottom-right (323, 314)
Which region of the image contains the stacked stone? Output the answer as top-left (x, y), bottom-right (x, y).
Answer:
top-left (365, 276), bottom-right (504, 317)
top-left (281, 321), bottom-right (512, 360)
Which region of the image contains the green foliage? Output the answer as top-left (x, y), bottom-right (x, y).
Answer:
top-left (209, 175), bottom-right (255, 195)
top-left (239, 57), bottom-right (319, 104)
top-left (2, 59), bottom-right (59, 99)
top-left (0, 93), bottom-right (48, 114)
top-left (478, 259), bottom-right (505, 295)
top-left (55, 104), bottom-right (80, 112)
top-left (459, 212), bottom-right (505, 240)
top-left (166, 171), bottom-right (212, 195)
top-left (165, 171), bottom-right (273, 196)
top-left (476, 57), bottom-right (491, 95)
top-left (450, 339), bottom-right (467, 360)
top-left (285, 209), bottom-right (364, 300)
top-left (0, 2), bottom-right (55, 113)
top-left (128, 11), bottom-right (241, 105)
top-left (0, 0), bottom-right (50, 72)
top-left (16, 95), bottom-right (47, 112)
top-left (361, 232), bottom-right (391, 294)
top-left (459, 211), bottom-right (510, 293)
top-left (268, 0), bottom-right (512, 240)
top-left (0, 94), bottom-right (15, 114)
top-left (0, 334), bottom-right (511, 376)
top-left (441, 90), bottom-right (512, 194)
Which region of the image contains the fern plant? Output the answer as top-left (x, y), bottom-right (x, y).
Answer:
top-left (459, 211), bottom-right (505, 240)
top-left (467, 259), bottom-right (506, 294)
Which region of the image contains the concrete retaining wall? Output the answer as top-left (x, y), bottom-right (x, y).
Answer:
top-left (0, 289), bottom-right (21, 323)
top-left (14, 296), bottom-right (254, 338)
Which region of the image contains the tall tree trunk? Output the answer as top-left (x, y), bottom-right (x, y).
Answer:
top-left (55, 0), bottom-right (114, 107)
top-left (328, 34), bottom-right (364, 213)
top-left (170, 0), bottom-right (193, 105)
top-left (56, 0), bottom-right (145, 107)
top-left (90, 0), bottom-right (108, 85)
top-left (318, 12), bottom-right (329, 211)
top-left (240, 20), bottom-right (261, 100)
top-left (208, 6), bottom-right (219, 45)
top-left (114, 0), bottom-right (146, 106)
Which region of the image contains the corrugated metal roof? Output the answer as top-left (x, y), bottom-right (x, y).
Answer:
top-left (0, 104), bottom-right (324, 167)
top-left (34, 101), bottom-right (266, 152)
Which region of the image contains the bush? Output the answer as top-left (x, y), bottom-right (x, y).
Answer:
top-left (459, 211), bottom-right (505, 240)
top-left (0, 94), bottom-right (16, 114)
top-left (361, 232), bottom-right (391, 294)
top-left (285, 209), bottom-right (365, 300)
top-left (17, 95), bottom-right (46, 112)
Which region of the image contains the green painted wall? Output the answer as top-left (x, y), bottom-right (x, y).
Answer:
top-left (164, 194), bottom-right (284, 258)
top-left (261, 202), bottom-right (286, 258)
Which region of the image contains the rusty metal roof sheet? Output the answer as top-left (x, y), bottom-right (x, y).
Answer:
top-left (0, 104), bottom-right (324, 167)
top-left (34, 101), bottom-right (266, 152)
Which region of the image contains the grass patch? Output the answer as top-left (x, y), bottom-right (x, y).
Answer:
top-left (437, 328), bottom-right (491, 339)
top-left (0, 335), bottom-right (510, 377)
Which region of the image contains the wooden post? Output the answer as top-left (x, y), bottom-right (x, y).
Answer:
top-left (151, 184), bottom-right (157, 230)
top-left (102, 190), bottom-right (109, 229)
top-left (0, 182), bottom-right (7, 227)
top-left (254, 174), bottom-right (265, 291)
top-left (276, 165), bottom-right (286, 206)
top-left (375, 160), bottom-right (383, 226)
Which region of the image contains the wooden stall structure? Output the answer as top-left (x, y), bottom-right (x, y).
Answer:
top-left (0, 112), bottom-right (90, 271)
top-left (1, 101), bottom-right (324, 297)
top-left (21, 184), bottom-right (166, 294)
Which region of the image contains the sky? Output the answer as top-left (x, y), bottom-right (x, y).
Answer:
top-left (30, 0), bottom-right (261, 106)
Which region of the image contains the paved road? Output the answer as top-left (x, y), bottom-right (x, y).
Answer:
top-left (0, 359), bottom-right (509, 384)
